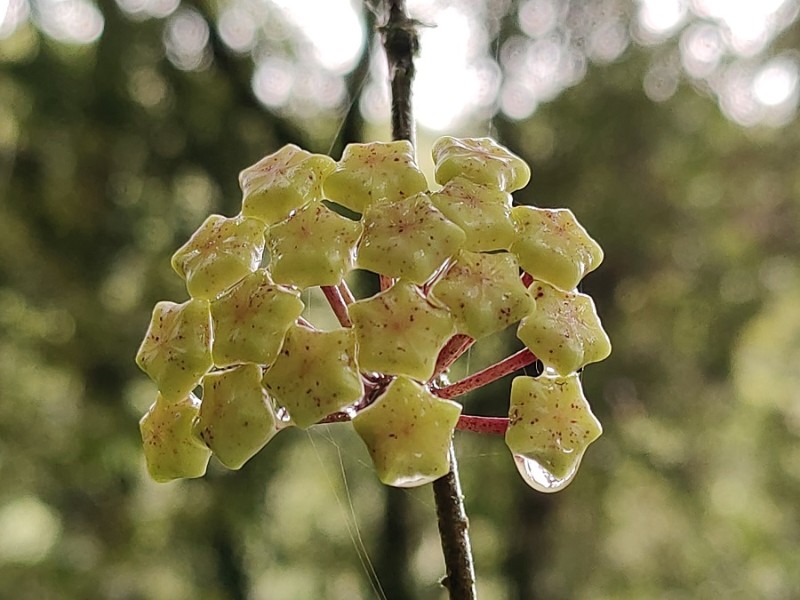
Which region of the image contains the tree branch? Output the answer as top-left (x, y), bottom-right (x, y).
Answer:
top-left (521, 271), bottom-right (534, 287)
top-left (433, 445), bottom-right (477, 597)
top-left (381, 2), bottom-right (476, 598)
top-left (321, 285), bottom-right (352, 327)
top-left (380, 0), bottom-right (420, 145)
top-left (432, 334), bottom-right (475, 379)
top-left (337, 280), bottom-right (355, 304)
top-left (434, 348), bottom-right (538, 400)
top-left (456, 415), bottom-right (509, 435)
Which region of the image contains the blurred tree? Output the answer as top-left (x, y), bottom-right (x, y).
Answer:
top-left (1, 0), bottom-right (800, 598)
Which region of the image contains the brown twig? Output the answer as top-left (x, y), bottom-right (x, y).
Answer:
top-left (434, 348), bottom-right (538, 400)
top-left (432, 334), bottom-right (475, 379)
top-left (319, 412), bottom-right (510, 437)
top-left (521, 270), bottom-right (534, 287)
top-left (379, 274), bottom-right (395, 292)
top-left (297, 316), bottom-right (315, 329)
top-left (456, 415), bottom-right (509, 435)
top-left (321, 285), bottom-right (352, 327)
top-left (381, 2), bottom-right (476, 597)
top-left (380, 0), bottom-right (419, 145)
top-left (433, 445), bottom-right (476, 597)
top-left (338, 280), bottom-right (355, 304)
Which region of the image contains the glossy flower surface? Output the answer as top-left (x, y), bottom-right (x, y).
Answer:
top-left (517, 281), bottom-right (611, 375)
top-left (323, 140), bottom-right (427, 213)
top-left (240, 144), bottom-right (336, 224)
top-left (506, 374), bottom-right (602, 481)
top-left (349, 281), bottom-right (456, 381)
top-left (353, 377), bottom-right (462, 487)
top-left (432, 136), bottom-right (531, 192)
top-left (511, 206), bottom-right (603, 291)
top-left (136, 299), bottom-right (213, 402)
top-left (171, 214), bottom-right (265, 300)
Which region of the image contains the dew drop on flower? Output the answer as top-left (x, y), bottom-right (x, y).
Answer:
top-left (384, 473), bottom-right (435, 488)
top-left (274, 406), bottom-right (293, 425)
top-left (512, 453), bottom-right (580, 493)
top-left (543, 365), bottom-right (559, 377)
top-left (429, 372), bottom-right (451, 390)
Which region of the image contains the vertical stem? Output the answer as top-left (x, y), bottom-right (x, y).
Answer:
top-left (321, 285), bottom-right (352, 327)
top-left (433, 445), bottom-right (477, 597)
top-left (375, 4), bottom-right (420, 597)
top-left (381, 2), bottom-right (477, 598)
top-left (382, 0), bottom-right (418, 145)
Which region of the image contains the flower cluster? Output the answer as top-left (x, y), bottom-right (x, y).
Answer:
top-left (135, 137), bottom-right (610, 492)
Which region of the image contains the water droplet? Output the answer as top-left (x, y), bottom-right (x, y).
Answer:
top-left (429, 372), bottom-right (451, 390)
top-left (274, 406), bottom-right (292, 427)
top-left (513, 453), bottom-right (581, 493)
top-left (384, 473), bottom-right (436, 488)
top-left (543, 366), bottom-right (559, 377)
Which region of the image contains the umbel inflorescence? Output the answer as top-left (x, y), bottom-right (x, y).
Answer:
top-left (135, 137), bottom-right (611, 493)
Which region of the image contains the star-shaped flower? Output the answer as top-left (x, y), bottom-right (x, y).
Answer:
top-left (140, 393), bottom-right (211, 482)
top-left (348, 280), bottom-right (456, 381)
top-left (267, 201), bottom-right (362, 289)
top-left (135, 299), bottom-right (213, 402)
top-left (432, 136), bottom-right (531, 192)
top-left (171, 214), bottom-right (266, 300)
top-left (239, 144), bottom-right (336, 224)
top-left (358, 192), bottom-right (466, 284)
top-left (510, 206), bottom-right (603, 291)
top-left (194, 364), bottom-right (278, 470)
top-left (517, 281), bottom-right (611, 375)
top-left (505, 374), bottom-right (602, 484)
top-left (429, 176), bottom-right (516, 251)
top-left (352, 376), bottom-right (462, 487)
top-left (262, 325), bottom-right (363, 429)
top-left (430, 251), bottom-right (535, 340)
top-left (322, 140), bottom-right (428, 213)
top-left (209, 269), bottom-right (304, 368)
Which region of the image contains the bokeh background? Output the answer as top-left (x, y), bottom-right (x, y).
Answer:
top-left (2, 0), bottom-right (800, 598)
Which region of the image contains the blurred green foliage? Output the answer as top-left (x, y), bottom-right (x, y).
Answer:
top-left (2, 1), bottom-right (800, 599)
